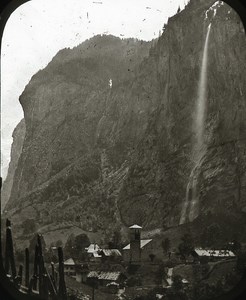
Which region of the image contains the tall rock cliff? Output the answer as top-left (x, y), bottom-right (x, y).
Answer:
top-left (1, 119), bottom-right (26, 212)
top-left (118, 0), bottom-right (246, 229)
top-left (5, 0), bottom-right (246, 243)
top-left (5, 35), bottom-right (155, 238)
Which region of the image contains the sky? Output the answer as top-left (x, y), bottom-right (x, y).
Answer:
top-left (1, 0), bottom-right (189, 179)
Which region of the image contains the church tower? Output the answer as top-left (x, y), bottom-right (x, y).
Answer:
top-left (129, 224), bottom-right (142, 263)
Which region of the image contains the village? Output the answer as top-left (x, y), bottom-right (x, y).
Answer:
top-left (2, 215), bottom-right (246, 300)
top-left (48, 224), bottom-right (244, 300)
top-left (1, 212), bottom-right (246, 300)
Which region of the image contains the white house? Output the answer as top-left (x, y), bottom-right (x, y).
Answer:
top-left (64, 258), bottom-right (76, 277)
top-left (192, 248), bottom-right (236, 262)
top-left (85, 243), bottom-right (102, 260)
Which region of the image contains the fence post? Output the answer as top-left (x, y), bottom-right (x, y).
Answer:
top-left (28, 277), bottom-right (34, 294)
top-left (25, 248), bottom-right (29, 288)
top-left (17, 264), bottom-right (23, 287)
top-left (43, 273), bottom-right (49, 300)
top-left (5, 219), bottom-right (16, 280)
top-left (4, 220), bottom-right (10, 274)
top-left (51, 262), bottom-right (57, 289)
top-left (55, 271), bottom-right (58, 285)
top-left (37, 234), bottom-right (45, 298)
top-left (51, 262), bottom-right (55, 281)
top-left (47, 271), bottom-right (58, 299)
top-left (33, 244), bottom-right (39, 291)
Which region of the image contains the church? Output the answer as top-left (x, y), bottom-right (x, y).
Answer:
top-left (122, 224), bottom-right (154, 264)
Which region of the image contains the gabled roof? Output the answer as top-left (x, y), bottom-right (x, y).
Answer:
top-left (129, 224), bottom-right (142, 229)
top-left (86, 244), bottom-right (100, 253)
top-left (123, 239), bottom-right (152, 250)
top-left (101, 249), bottom-right (122, 257)
top-left (64, 258), bottom-right (75, 265)
top-left (87, 271), bottom-right (121, 281)
top-left (194, 248), bottom-right (235, 257)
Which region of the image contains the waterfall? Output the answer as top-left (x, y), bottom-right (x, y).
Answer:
top-left (179, 23), bottom-right (211, 225)
top-left (109, 78), bottom-right (113, 88)
top-left (195, 23), bottom-right (211, 157)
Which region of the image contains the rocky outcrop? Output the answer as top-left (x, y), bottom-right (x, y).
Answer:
top-left (5, 0), bottom-right (246, 242)
top-left (1, 119), bottom-right (26, 212)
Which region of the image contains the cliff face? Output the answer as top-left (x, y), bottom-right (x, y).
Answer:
top-left (5, 0), bottom-right (246, 241)
top-left (8, 35), bottom-right (153, 201)
top-left (118, 0), bottom-right (246, 229)
top-left (6, 35), bottom-right (156, 237)
top-left (1, 119), bottom-right (26, 212)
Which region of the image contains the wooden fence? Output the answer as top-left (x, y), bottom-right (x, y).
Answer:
top-left (3, 218), bottom-right (68, 300)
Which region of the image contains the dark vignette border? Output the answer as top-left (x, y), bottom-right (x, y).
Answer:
top-left (0, 0), bottom-right (245, 299)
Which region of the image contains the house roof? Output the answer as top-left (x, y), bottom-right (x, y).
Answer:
top-left (123, 239), bottom-right (152, 250)
top-left (86, 244), bottom-right (100, 253)
top-left (98, 272), bottom-right (121, 281)
top-left (101, 249), bottom-right (122, 257)
top-left (87, 271), bottom-right (121, 281)
top-left (194, 248), bottom-right (235, 257)
top-left (87, 271), bottom-right (99, 278)
top-left (64, 258), bottom-right (75, 265)
top-left (129, 224), bottom-right (142, 229)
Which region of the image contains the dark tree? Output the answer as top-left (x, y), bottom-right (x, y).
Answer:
top-left (230, 239), bottom-right (241, 253)
top-left (236, 251), bottom-right (246, 274)
top-left (108, 241), bottom-right (114, 249)
top-left (111, 230), bottom-right (122, 248)
top-left (74, 234), bottom-right (90, 253)
top-left (149, 253), bottom-right (156, 262)
top-left (127, 276), bottom-right (142, 287)
top-left (162, 238), bottom-right (171, 255)
top-left (64, 234), bottom-right (75, 258)
top-left (64, 233), bottom-right (90, 259)
top-left (172, 275), bottom-right (183, 292)
top-left (178, 233), bottom-right (194, 260)
top-left (155, 263), bottom-right (166, 284)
